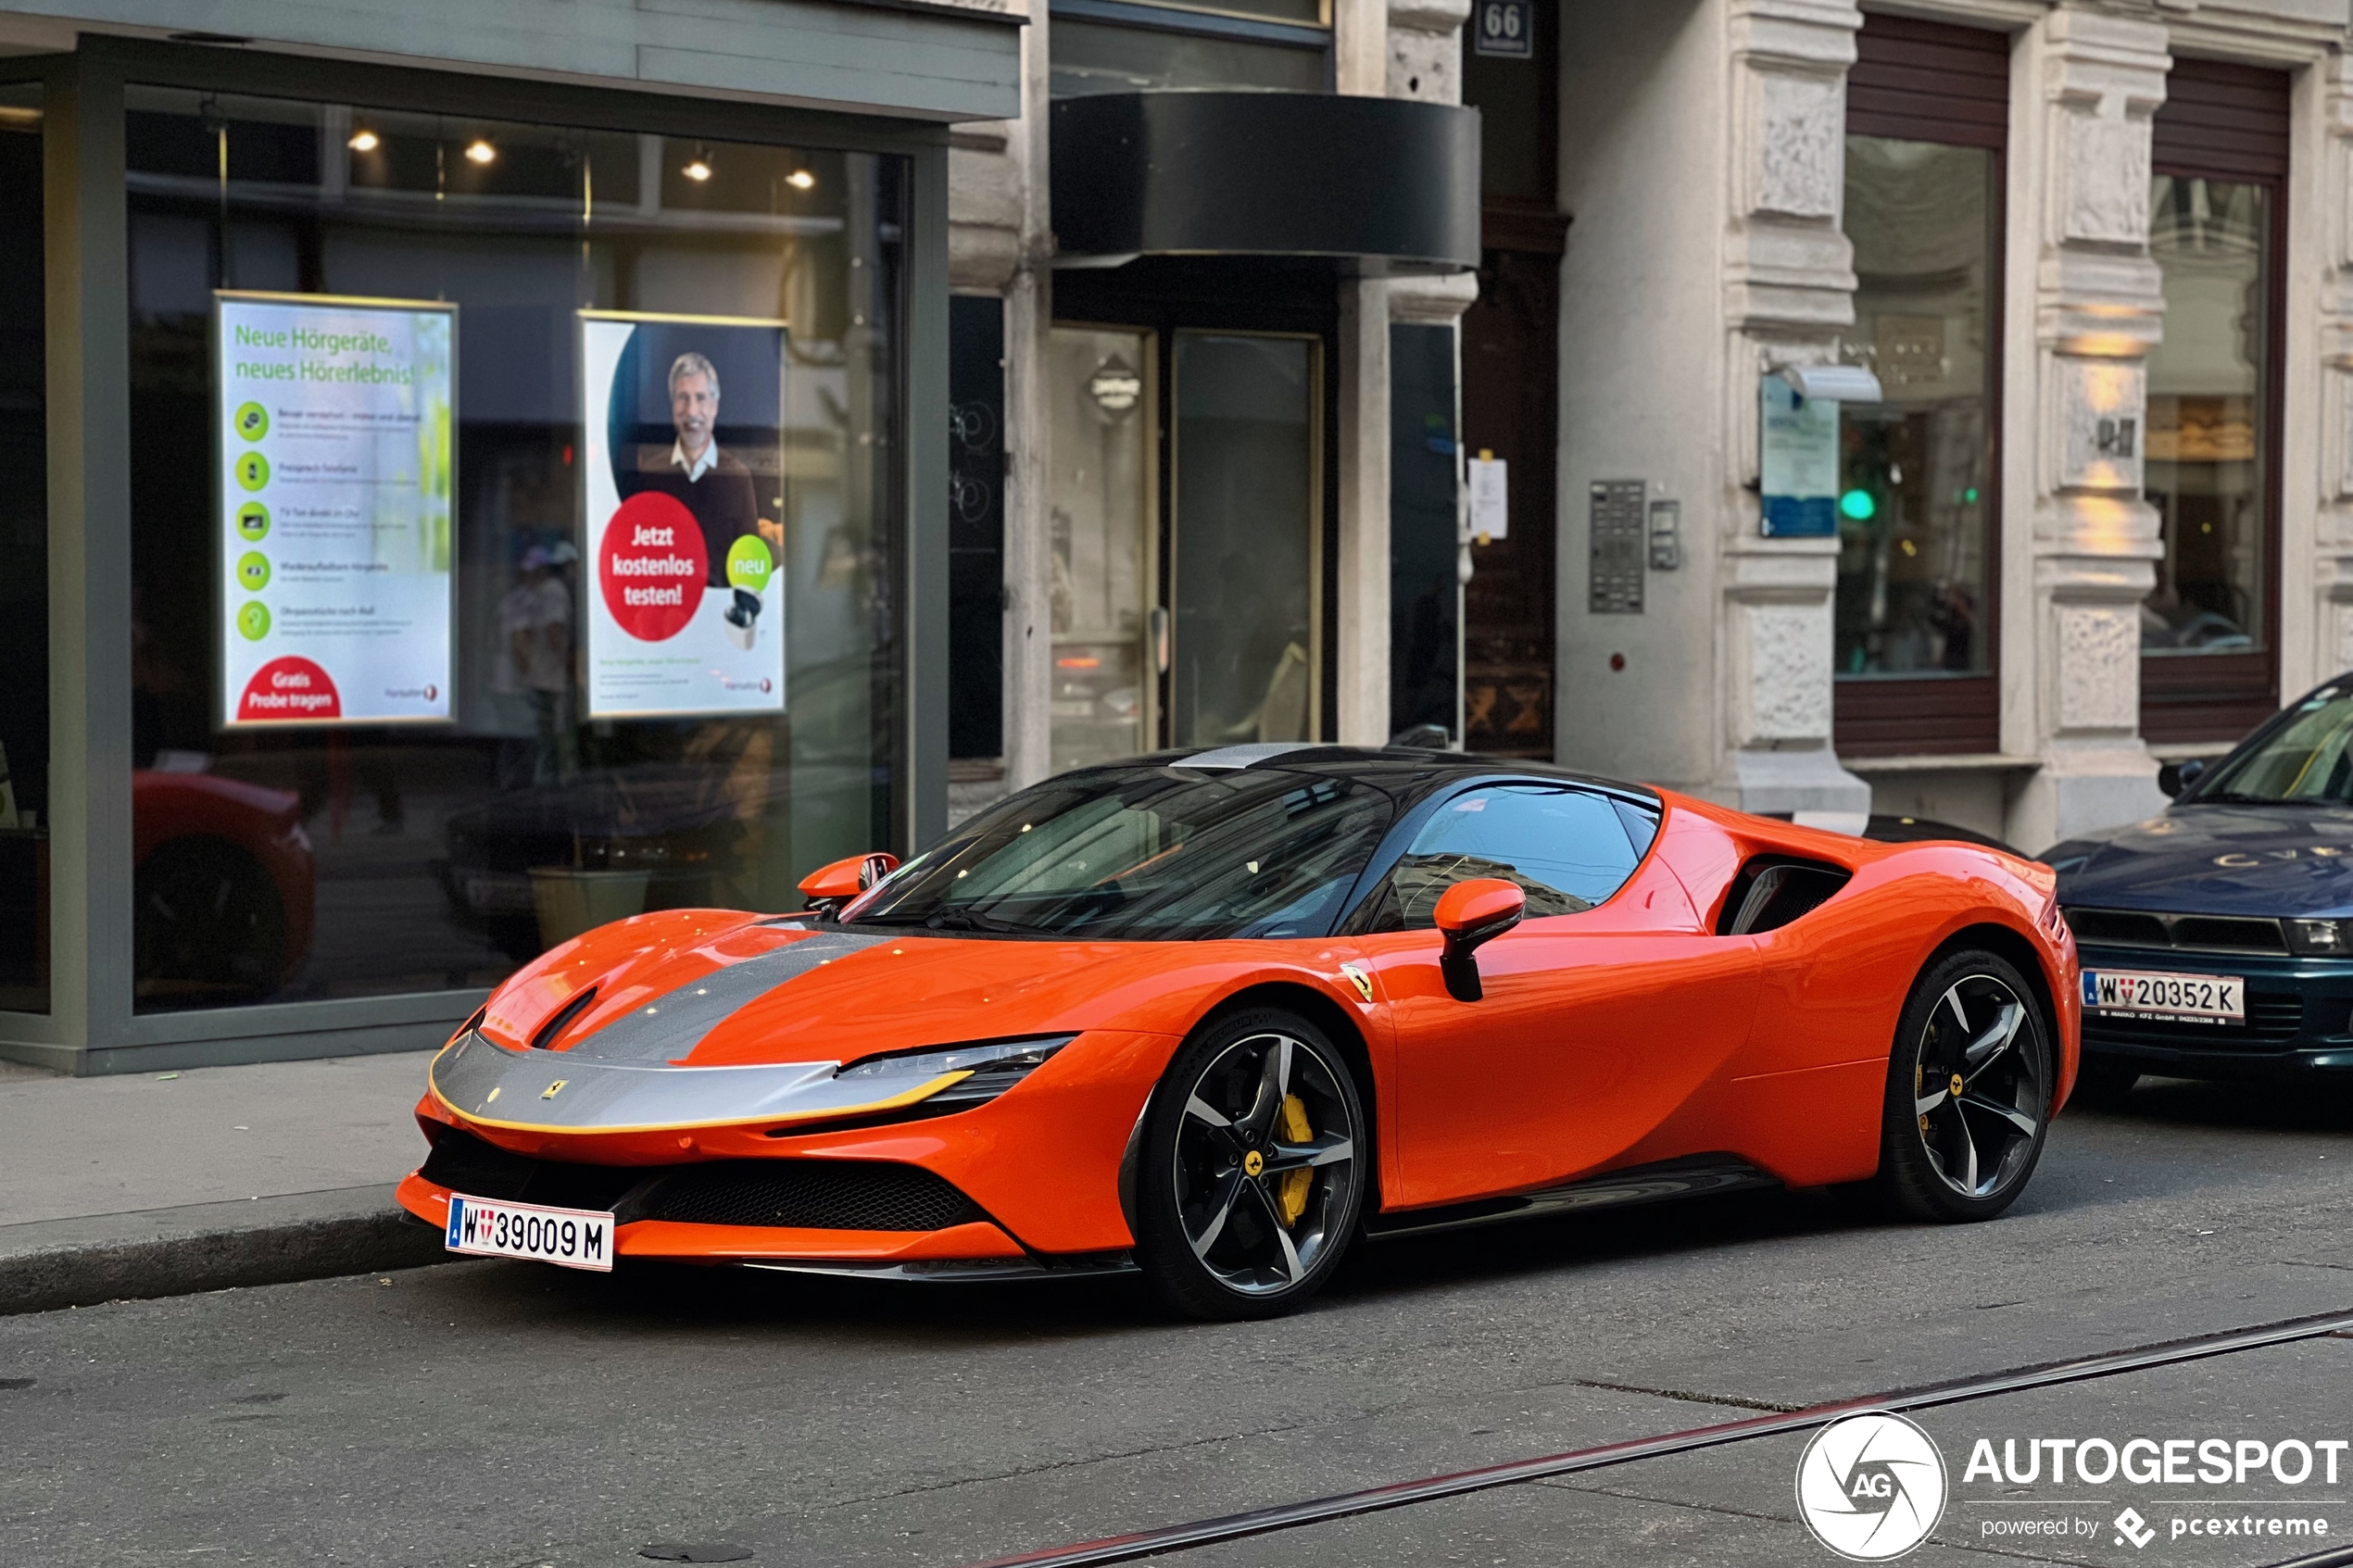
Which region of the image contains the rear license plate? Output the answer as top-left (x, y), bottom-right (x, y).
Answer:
top-left (445, 1194), bottom-right (614, 1272)
top-left (2082, 970), bottom-right (2245, 1024)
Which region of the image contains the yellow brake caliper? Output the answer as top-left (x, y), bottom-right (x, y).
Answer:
top-left (1277, 1094), bottom-right (1314, 1225)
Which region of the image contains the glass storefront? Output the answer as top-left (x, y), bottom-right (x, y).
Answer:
top-left (1836, 135), bottom-right (1997, 682)
top-left (2144, 175), bottom-right (2270, 658)
top-left (121, 89), bottom-right (907, 1013)
top-left (0, 83), bottom-right (47, 1014)
top-left (1047, 326), bottom-right (1155, 774)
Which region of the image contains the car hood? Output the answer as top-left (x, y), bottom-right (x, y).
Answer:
top-left (2047, 803), bottom-right (2353, 918)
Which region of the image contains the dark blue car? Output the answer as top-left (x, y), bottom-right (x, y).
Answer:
top-left (2045, 674), bottom-right (2353, 1100)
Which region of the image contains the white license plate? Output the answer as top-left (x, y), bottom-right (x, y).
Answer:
top-left (2083, 969), bottom-right (2245, 1024)
top-left (445, 1194), bottom-right (615, 1272)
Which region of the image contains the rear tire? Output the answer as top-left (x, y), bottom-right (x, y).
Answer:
top-left (1870, 948), bottom-right (2051, 1223)
top-left (2070, 1058), bottom-right (2141, 1109)
top-left (1133, 1009), bottom-right (1366, 1321)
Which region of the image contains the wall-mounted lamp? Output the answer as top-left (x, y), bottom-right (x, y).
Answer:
top-left (346, 126), bottom-right (380, 153)
top-left (683, 145), bottom-right (712, 182)
top-left (786, 169), bottom-right (816, 191)
top-left (463, 138), bottom-right (497, 166)
top-left (1088, 355), bottom-right (1142, 416)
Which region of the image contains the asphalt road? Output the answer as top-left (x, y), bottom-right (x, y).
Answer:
top-left (5, 1077), bottom-right (2353, 1568)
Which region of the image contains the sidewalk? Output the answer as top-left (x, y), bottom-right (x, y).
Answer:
top-left (0, 1051), bottom-right (451, 1313)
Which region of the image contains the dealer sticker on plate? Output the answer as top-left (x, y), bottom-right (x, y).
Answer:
top-left (2082, 969), bottom-right (2245, 1024)
top-left (446, 1194), bottom-right (615, 1272)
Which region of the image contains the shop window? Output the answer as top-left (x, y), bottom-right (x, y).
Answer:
top-left (1834, 16), bottom-right (2006, 757)
top-left (0, 82), bottom-right (47, 1015)
top-left (948, 296), bottom-right (1004, 763)
top-left (1048, 0), bottom-right (1328, 98)
top-left (2143, 59), bottom-right (2288, 743)
top-left (1390, 322), bottom-right (1458, 743)
top-left (123, 89), bottom-right (907, 1013)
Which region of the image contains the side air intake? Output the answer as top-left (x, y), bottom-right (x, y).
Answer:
top-left (1716, 857), bottom-right (1853, 936)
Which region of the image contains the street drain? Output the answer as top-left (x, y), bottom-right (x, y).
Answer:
top-left (640, 1546), bottom-right (753, 1563)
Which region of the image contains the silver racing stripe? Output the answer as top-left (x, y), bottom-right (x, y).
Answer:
top-left (426, 930), bottom-right (934, 1134)
top-left (561, 930), bottom-right (888, 1063)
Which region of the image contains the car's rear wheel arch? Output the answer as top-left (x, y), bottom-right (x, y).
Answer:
top-left (1931, 922), bottom-right (2061, 1104)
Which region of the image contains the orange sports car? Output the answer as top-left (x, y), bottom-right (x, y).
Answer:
top-left (397, 744), bottom-right (2079, 1319)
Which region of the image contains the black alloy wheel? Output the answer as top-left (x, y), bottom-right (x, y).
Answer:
top-left (1134, 1009), bottom-right (1366, 1321)
top-left (1870, 948), bottom-right (2051, 1223)
top-left (133, 837), bottom-right (290, 1006)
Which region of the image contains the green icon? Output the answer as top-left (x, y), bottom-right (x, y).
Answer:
top-left (1838, 488), bottom-right (1876, 522)
top-left (233, 401), bottom-right (270, 442)
top-left (234, 451), bottom-right (271, 493)
top-left (236, 503), bottom-right (271, 542)
top-left (725, 534), bottom-right (774, 593)
top-left (236, 602), bottom-right (271, 641)
top-left (235, 551), bottom-right (271, 592)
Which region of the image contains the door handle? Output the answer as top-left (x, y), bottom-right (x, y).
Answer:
top-left (1149, 605), bottom-right (1170, 674)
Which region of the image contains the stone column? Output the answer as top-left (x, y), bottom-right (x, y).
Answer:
top-left (2005, 8), bottom-right (2170, 850)
top-left (2316, 55), bottom-right (2353, 687)
top-left (1717, 0), bottom-right (1870, 826)
top-left (1333, 0), bottom-right (1473, 746)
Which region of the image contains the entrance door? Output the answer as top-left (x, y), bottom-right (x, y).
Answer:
top-left (1047, 327), bottom-right (1156, 774)
top-left (1047, 323), bottom-right (1324, 770)
top-left (1169, 331), bottom-right (1321, 747)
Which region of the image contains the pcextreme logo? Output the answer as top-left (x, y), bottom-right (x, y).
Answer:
top-left (1796, 1412), bottom-right (1950, 1561)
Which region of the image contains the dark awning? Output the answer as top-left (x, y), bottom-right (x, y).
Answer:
top-left (1050, 91), bottom-right (1480, 271)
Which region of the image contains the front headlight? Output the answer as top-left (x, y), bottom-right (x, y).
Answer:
top-left (2286, 918), bottom-right (2353, 956)
top-left (833, 1035), bottom-right (1076, 1108)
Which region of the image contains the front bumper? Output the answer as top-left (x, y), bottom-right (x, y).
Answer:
top-left (2076, 943), bottom-right (2353, 1079)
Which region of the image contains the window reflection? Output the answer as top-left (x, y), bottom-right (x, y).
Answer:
top-left (1835, 137), bottom-right (1996, 680)
top-left (2145, 175), bottom-right (2268, 655)
top-left (124, 89), bottom-right (904, 1012)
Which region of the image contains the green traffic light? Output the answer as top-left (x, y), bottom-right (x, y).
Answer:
top-left (1839, 489), bottom-right (1876, 521)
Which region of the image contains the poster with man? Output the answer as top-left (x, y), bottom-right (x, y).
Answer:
top-left (579, 311), bottom-right (786, 719)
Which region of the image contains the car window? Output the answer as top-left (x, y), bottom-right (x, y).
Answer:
top-left (2194, 684), bottom-right (2353, 802)
top-left (1363, 784), bottom-right (1644, 932)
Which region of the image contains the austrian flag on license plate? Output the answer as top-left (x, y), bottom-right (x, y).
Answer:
top-left (2082, 969), bottom-right (2245, 1024)
top-left (446, 1194), bottom-right (615, 1272)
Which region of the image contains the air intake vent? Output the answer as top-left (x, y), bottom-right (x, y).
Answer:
top-left (2063, 908), bottom-right (2287, 956)
top-left (1718, 856), bottom-right (1853, 936)
top-left (639, 1161), bottom-right (986, 1233)
top-left (529, 987), bottom-right (598, 1051)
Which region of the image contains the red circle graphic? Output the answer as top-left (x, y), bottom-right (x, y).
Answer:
top-left (599, 492), bottom-right (707, 642)
top-left (238, 657), bottom-right (343, 722)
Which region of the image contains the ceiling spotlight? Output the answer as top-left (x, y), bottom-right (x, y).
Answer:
top-left (786, 169), bottom-right (816, 191)
top-left (683, 149), bottom-right (712, 182)
top-left (463, 138), bottom-right (497, 165)
top-left (346, 127), bottom-right (379, 153)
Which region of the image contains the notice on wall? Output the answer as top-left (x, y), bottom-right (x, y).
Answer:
top-left (580, 312), bottom-right (787, 720)
top-left (1759, 376), bottom-right (1840, 538)
top-left (216, 293), bottom-right (456, 728)
top-left (1467, 455), bottom-right (1509, 543)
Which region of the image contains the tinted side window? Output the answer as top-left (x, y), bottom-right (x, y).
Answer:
top-left (1366, 785), bottom-right (1643, 931)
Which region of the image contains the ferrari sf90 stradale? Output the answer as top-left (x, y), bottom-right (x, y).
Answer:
top-left (399, 744), bottom-right (2077, 1318)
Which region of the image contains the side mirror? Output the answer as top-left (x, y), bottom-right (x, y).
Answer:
top-left (2158, 758), bottom-right (2205, 799)
top-left (1432, 877), bottom-right (1526, 1003)
top-left (797, 851), bottom-right (900, 917)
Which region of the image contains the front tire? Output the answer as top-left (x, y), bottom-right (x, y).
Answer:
top-left (1869, 949), bottom-right (2051, 1223)
top-left (1133, 1010), bottom-right (1366, 1321)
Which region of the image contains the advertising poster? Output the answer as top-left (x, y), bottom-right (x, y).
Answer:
top-left (215, 292), bottom-right (456, 727)
top-left (579, 312), bottom-right (787, 720)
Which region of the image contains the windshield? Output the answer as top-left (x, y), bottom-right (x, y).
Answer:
top-left (846, 767), bottom-right (1396, 940)
top-left (2194, 684), bottom-right (2353, 804)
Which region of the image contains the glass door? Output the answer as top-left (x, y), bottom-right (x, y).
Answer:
top-left (1169, 331), bottom-right (1320, 747)
top-left (1047, 327), bottom-right (1156, 773)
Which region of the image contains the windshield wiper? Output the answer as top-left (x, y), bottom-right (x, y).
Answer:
top-left (916, 907), bottom-right (1038, 935)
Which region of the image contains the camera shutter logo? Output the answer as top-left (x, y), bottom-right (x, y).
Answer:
top-left (1795, 1412), bottom-right (1948, 1560)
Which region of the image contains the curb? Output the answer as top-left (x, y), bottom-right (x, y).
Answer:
top-left (0, 1185), bottom-right (451, 1315)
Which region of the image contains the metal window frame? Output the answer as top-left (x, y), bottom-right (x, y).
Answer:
top-left (0, 37), bottom-right (949, 1073)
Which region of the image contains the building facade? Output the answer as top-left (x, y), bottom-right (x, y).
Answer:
top-left (0, 0), bottom-right (1015, 1071)
top-left (1544, 0), bottom-right (2350, 851)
